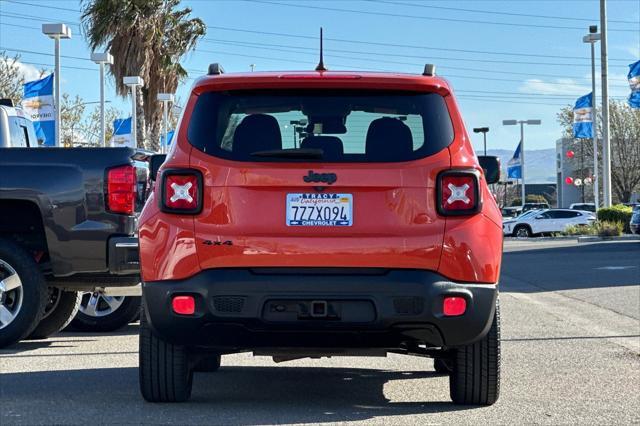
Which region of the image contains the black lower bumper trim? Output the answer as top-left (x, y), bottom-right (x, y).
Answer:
top-left (143, 268), bottom-right (497, 350)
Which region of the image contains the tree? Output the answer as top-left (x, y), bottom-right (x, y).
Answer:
top-left (84, 105), bottom-right (124, 145)
top-left (60, 94), bottom-right (86, 147)
top-left (81, 0), bottom-right (206, 151)
top-left (0, 51), bottom-right (25, 105)
top-left (557, 101), bottom-right (640, 203)
top-left (510, 194), bottom-right (550, 207)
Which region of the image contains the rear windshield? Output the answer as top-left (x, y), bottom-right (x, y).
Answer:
top-left (187, 90), bottom-right (454, 162)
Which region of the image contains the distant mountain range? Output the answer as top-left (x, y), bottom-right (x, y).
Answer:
top-left (486, 148), bottom-right (556, 184)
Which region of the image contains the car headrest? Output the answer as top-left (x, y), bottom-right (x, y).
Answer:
top-left (365, 117), bottom-right (414, 161)
top-left (300, 136), bottom-right (344, 160)
top-left (233, 114), bottom-right (282, 156)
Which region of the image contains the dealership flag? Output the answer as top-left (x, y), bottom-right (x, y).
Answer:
top-left (628, 60), bottom-right (640, 109)
top-left (110, 118), bottom-right (134, 148)
top-left (573, 93), bottom-right (593, 139)
top-left (21, 73), bottom-right (55, 146)
top-left (160, 129), bottom-right (175, 147)
top-left (507, 140), bottom-right (522, 179)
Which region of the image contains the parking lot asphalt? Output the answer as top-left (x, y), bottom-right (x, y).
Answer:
top-left (1, 239), bottom-right (639, 425)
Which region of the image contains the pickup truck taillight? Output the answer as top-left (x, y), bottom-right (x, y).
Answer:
top-left (107, 165), bottom-right (136, 215)
top-left (160, 169), bottom-right (203, 214)
top-left (437, 170), bottom-right (481, 216)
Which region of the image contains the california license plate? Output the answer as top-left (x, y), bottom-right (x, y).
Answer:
top-left (286, 193), bottom-right (353, 226)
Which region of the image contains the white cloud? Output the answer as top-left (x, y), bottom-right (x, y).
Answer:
top-left (519, 78), bottom-right (589, 96)
top-left (627, 45), bottom-right (640, 58)
top-left (519, 72), bottom-right (631, 99)
top-left (0, 57), bottom-right (43, 83)
top-left (15, 61), bottom-right (44, 83)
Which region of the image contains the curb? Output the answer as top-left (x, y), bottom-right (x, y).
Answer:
top-left (577, 235), bottom-right (640, 243)
top-left (505, 234), bottom-right (640, 243)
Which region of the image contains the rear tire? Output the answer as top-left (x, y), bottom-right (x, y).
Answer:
top-left (449, 299), bottom-right (501, 405)
top-left (139, 306), bottom-right (193, 402)
top-left (27, 288), bottom-right (81, 339)
top-left (513, 225), bottom-right (531, 238)
top-left (69, 295), bottom-right (140, 332)
top-left (0, 238), bottom-right (48, 348)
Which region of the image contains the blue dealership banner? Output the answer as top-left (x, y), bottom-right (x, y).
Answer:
top-left (22, 73), bottom-right (55, 146)
top-left (160, 129), bottom-right (174, 147)
top-left (110, 117), bottom-right (134, 148)
top-left (573, 93), bottom-right (593, 139)
top-left (628, 60), bottom-right (640, 109)
top-left (507, 141), bottom-right (522, 179)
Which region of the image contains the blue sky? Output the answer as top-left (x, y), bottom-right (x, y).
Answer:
top-left (1, 0), bottom-right (638, 152)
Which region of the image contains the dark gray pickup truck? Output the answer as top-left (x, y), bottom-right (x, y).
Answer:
top-left (0, 147), bottom-right (147, 347)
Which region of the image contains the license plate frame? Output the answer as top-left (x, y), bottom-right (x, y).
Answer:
top-left (286, 193), bottom-right (353, 226)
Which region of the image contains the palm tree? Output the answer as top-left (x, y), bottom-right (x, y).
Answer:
top-left (81, 0), bottom-right (205, 150)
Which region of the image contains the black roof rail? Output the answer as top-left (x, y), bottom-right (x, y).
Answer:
top-left (422, 64), bottom-right (436, 77)
top-left (208, 63), bottom-right (225, 76)
top-left (0, 98), bottom-right (15, 107)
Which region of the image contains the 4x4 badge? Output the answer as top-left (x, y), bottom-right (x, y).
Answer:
top-left (303, 170), bottom-right (337, 185)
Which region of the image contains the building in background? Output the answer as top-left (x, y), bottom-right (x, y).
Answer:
top-left (556, 138), bottom-right (595, 208)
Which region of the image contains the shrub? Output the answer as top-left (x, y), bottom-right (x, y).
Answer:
top-left (562, 224), bottom-right (595, 236)
top-left (593, 220), bottom-right (624, 237)
top-left (561, 220), bottom-right (623, 237)
top-left (597, 205), bottom-right (632, 233)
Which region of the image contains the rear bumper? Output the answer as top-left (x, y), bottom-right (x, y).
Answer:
top-left (108, 236), bottom-right (140, 276)
top-left (143, 268), bottom-right (497, 350)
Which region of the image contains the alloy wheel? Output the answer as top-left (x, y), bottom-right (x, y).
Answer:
top-left (0, 259), bottom-right (24, 330)
top-left (79, 292), bottom-right (125, 317)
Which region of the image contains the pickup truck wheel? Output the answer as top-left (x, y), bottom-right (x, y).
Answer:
top-left (194, 354), bottom-right (221, 372)
top-left (69, 294), bottom-right (140, 332)
top-left (0, 238), bottom-right (48, 348)
top-left (139, 306), bottom-right (193, 402)
top-left (449, 299), bottom-right (501, 406)
top-left (27, 288), bottom-right (81, 339)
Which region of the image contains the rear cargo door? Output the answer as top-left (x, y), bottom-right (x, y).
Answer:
top-left (186, 89), bottom-right (454, 270)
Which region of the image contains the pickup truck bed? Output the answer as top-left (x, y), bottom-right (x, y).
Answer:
top-left (0, 147), bottom-right (146, 281)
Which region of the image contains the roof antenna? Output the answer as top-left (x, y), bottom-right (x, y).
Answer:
top-left (315, 27), bottom-right (327, 71)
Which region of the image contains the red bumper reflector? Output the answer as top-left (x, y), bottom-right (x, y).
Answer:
top-left (172, 295), bottom-right (195, 315)
top-left (443, 296), bottom-right (466, 316)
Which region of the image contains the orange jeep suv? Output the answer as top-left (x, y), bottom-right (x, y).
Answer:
top-left (138, 64), bottom-right (503, 404)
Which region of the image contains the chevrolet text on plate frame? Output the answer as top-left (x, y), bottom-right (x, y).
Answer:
top-left (286, 193), bottom-right (353, 226)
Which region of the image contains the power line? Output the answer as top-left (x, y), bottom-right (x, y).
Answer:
top-left (4, 0), bottom-right (81, 13)
top-left (0, 11), bottom-right (81, 29)
top-left (365, 0), bottom-right (639, 25)
top-left (195, 41), bottom-right (630, 86)
top-left (242, 0), bottom-right (639, 33)
top-left (0, 47), bottom-right (93, 62)
top-left (205, 26), bottom-right (631, 62)
top-left (199, 39), bottom-right (592, 68)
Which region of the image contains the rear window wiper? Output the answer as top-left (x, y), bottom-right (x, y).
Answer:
top-left (250, 148), bottom-right (323, 159)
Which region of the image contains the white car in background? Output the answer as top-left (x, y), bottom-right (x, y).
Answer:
top-left (0, 99), bottom-right (39, 147)
top-left (503, 209), bottom-right (596, 238)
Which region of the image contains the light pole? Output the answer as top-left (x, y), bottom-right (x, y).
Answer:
top-left (123, 76), bottom-right (144, 148)
top-left (473, 127), bottom-right (489, 156)
top-left (42, 23), bottom-right (71, 147)
top-left (583, 26), bottom-right (601, 209)
top-left (503, 119), bottom-right (541, 209)
top-left (91, 52), bottom-right (113, 147)
top-left (157, 93), bottom-right (174, 154)
top-left (599, 0), bottom-right (612, 207)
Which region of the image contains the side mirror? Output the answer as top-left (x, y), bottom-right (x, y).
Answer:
top-left (535, 215), bottom-right (544, 220)
top-left (478, 155), bottom-right (500, 184)
top-left (149, 154), bottom-right (167, 181)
